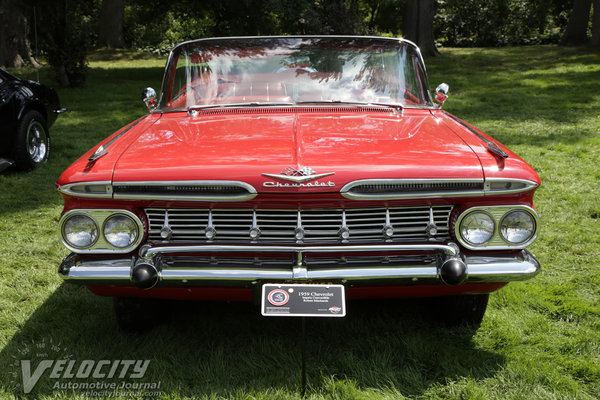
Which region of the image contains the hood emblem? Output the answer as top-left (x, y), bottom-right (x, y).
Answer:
top-left (262, 167), bottom-right (335, 183)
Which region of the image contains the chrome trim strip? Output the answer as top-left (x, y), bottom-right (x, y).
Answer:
top-left (139, 243), bottom-right (459, 258)
top-left (57, 181), bottom-right (113, 198)
top-left (454, 205), bottom-right (540, 250)
top-left (483, 178), bottom-right (539, 195)
top-left (58, 209), bottom-right (145, 254)
top-left (59, 180), bottom-right (259, 201)
top-left (112, 180), bottom-right (257, 201)
top-left (60, 250), bottom-right (540, 285)
top-left (340, 178), bottom-right (539, 200)
top-left (340, 178), bottom-right (485, 200)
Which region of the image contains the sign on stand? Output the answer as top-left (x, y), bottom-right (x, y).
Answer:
top-left (261, 283), bottom-right (346, 396)
top-left (261, 284), bottom-right (346, 317)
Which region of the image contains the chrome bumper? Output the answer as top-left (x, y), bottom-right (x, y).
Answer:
top-left (59, 243), bottom-right (540, 287)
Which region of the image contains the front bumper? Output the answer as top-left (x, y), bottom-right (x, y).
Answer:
top-left (58, 243), bottom-right (540, 288)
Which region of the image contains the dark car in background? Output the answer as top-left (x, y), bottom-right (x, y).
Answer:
top-left (0, 68), bottom-right (64, 171)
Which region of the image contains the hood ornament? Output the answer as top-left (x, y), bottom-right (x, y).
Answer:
top-left (262, 167), bottom-right (335, 183)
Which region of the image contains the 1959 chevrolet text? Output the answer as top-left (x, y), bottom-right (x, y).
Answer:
top-left (57, 36), bottom-right (540, 329)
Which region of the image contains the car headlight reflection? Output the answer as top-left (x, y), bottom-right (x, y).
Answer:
top-left (103, 214), bottom-right (139, 248)
top-left (500, 210), bottom-right (536, 244)
top-left (63, 214), bottom-right (99, 249)
top-left (459, 211), bottom-right (494, 246)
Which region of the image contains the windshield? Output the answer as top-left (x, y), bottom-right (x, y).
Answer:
top-left (158, 37), bottom-right (433, 111)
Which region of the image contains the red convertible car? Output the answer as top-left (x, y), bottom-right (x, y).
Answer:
top-left (57, 36), bottom-right (540, 330)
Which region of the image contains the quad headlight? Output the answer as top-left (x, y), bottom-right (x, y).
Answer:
top-left (62, 214), bottom-right (99, 249)
top-left (103, 214), bottom-right (139, 248)
top-left (59, 210), bottom-right (143, 253)
top-left (459, 211), bottom-right (495, 246)
top-left (500, 210), bottom-right (536, 245)
top-left (455, 205), bottom-right (539, 250)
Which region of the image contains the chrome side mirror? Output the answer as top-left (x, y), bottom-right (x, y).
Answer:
top-left (435, 83), bottom-right (449, 108)
top-left (141, 87), bottom-right (157, 112)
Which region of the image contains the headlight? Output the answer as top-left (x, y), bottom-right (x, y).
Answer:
top-left (63, 214), bottom-right (99, 249)
top-left (500, 210), bottom-right (536, 244)
top-left (103, 214), bottom-right (139, 248)
top-left (459, 211), bottom-right (494, 246)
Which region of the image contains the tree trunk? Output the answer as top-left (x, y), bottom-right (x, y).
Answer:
top-left (403, 0), bottom-right (439, 56)
top-left (0, 0), bottom-right (40, 68)
top-left (592, 0), bottom-right (600, 46)
top-left (562, 0), bottom-right (592, 45)
top-left (98, 0), bottom-right (124, 48)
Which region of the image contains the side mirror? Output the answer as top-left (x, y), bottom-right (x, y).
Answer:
top-left (435, 83), bottom-right (449, 108)
top-left (141, 87), bottom-right (157, 112)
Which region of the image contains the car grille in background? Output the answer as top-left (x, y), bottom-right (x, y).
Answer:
top-left (145, 206), bottom-right (453, 244)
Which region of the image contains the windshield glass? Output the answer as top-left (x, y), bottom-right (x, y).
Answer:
top-left (158, 37), bottom-right (433, 111)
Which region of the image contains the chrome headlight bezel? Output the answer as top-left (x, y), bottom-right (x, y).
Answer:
top-left (61, 213), bottom-right (99, 250)
top-left (59, 209), bottom-right (144, 253)
top-left (454, 205), bottom-right (539, 250)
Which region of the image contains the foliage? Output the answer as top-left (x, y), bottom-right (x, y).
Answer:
top-left (25, 0), bottom-right (96, 87)
top-left (1, 45), bottom-right (599, 399)
top-left (435, 0), bottom-right (572, 46)
top-left (123, 0), bottom-right (370, 55)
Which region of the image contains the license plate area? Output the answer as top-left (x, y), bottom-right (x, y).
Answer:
top-left (261, 284), bottom-right (346, 317)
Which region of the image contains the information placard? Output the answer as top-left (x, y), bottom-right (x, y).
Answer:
top-left (261, 284), bottom-right (346, 317)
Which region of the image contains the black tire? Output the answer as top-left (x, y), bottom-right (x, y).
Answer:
top-left (431, 293), bottom-right (490, 327)
top-left (12, 110), bottom-right (50, 170)
top-left (113, 297), bottom-right (169, 332)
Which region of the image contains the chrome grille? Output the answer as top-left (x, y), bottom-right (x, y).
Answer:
top-left (145, 206), bottom-right (453, 244)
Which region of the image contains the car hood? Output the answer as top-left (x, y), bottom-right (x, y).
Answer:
top-left (111, 109), bottom-right (484, 193)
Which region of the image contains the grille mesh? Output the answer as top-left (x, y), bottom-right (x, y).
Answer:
top-left (350, 181), bottom-right (484, 195)
top-left (145, 206), bottom-right (453, 244)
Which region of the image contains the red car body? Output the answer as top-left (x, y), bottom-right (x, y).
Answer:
top-left (57, 37), bottom-right (540, 327)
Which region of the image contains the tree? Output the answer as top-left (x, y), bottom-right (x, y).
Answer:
top-left (98, 0), bottom-right (124, 48)
top-left (0, 0), bottom-right (39, 68)
top-left (592, 0), bottom-right (600, 46)
top-left (28, 0), bottom-right (94, 87)
top-left (562, 0), bottom-right (592, 44)
top-left (403, 0), bottom-right (438, 56)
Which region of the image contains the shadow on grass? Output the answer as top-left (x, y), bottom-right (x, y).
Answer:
top-left (1, 284), bottom-right (505, 398)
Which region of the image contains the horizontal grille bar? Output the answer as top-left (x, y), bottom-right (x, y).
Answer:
top-left (145, 206), bottom-right (453, 244)
top-left (161, 254), bottom-right (437, 269)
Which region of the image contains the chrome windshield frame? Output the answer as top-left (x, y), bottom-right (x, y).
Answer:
top-left (156, 35), bottom-right (435, 113)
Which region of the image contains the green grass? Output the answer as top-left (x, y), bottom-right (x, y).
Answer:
top-left (1, 45), bottom-right (599, 399)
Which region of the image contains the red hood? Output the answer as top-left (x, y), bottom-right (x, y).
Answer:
top-left (110, 109), bottom-right (484, 193)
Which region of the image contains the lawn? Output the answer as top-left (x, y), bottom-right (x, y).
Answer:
top-left (0, 45), bottom-right (599, 399)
